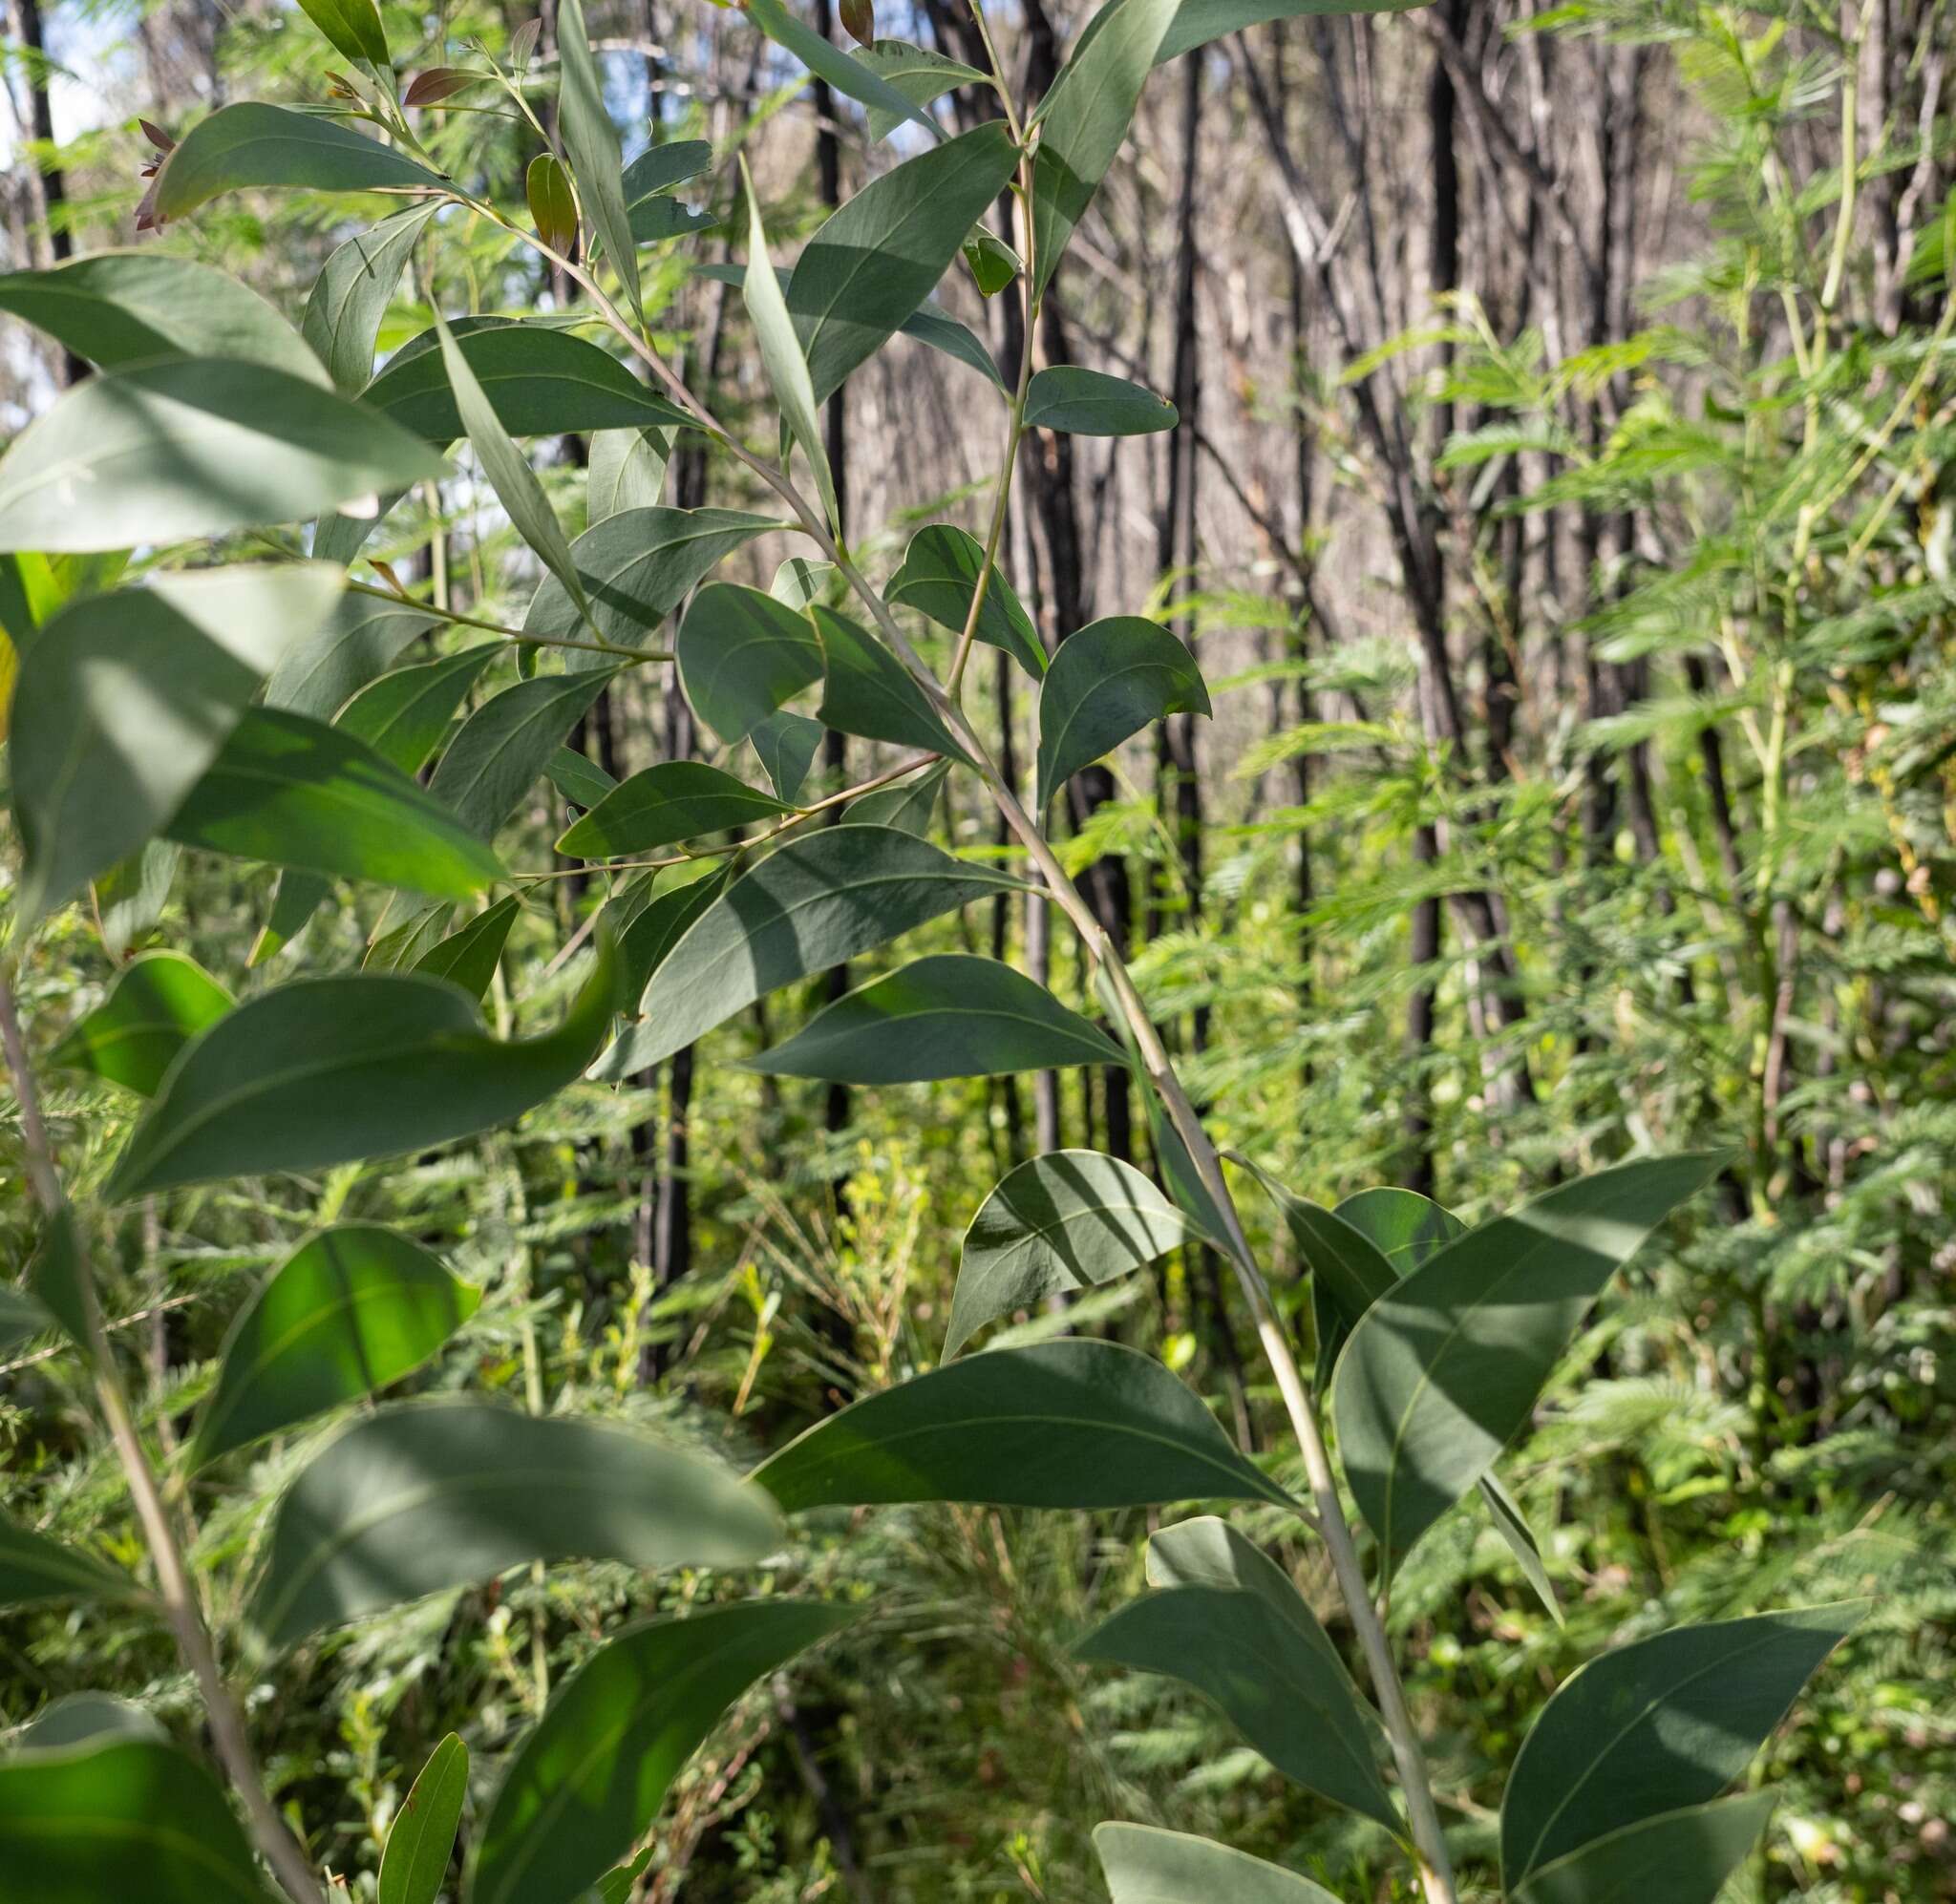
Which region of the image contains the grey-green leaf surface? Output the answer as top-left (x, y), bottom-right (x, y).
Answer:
top-left (17, 1694), bottom-right (166, 1752)
top-left (247, 1399), bottom-right (780, 1649)
top-left (0, 251), bottom-right (327, 382)
top-left (1336, 1184), bottom-right (1466, 1279)
top-left (104, 934), bottom-right (619, 1199)
top-left (1, 1509), bottom-right (135, 1608)
top-left (263, 594), bottom-right (433, 722)
top-left (748, 952), bottom-right (1121, 1084)
top-left (1478, 1470), bottom-right (1562, 1626)
top-left (153, 102), bottom-right (446, 222)
top-left (595, 826), bottom-right (1016, 1075)
top-left (1333, 1153), bottom-right (1723, 1576)
top-left (946, 1149), bottom-right (1201, 1357)
top-left (743, 0), bottom-right (943, 141)
top-left (412, 894), bottom-right (521, 1002)
top-left (678, 582), bottom-right (825, 745)
top-left (743, 174), bottom-right (839, 526)
top-left (429, 668), bottom-right (622, 839)
top-left (1500, 1603), bottom-right (1864, 1889)
top-left (304, 204), bottom-right (443, 393)
top-left (1024, 366), bottom-right (1177, 435)
top-left (887, 523), bottom-right (1044, 677)
top-left (814, 603), bottom-right (972, 762)
top-left (629, 197), bottom-right (716, 243)
top-left (1511, 1793), bottom-right (1777, 1904)
top-left (191, 1225), bottom-right (481, 1468)
top-left (343, 643), bottom-right (500, 772)
top-left (622, 139), bottom-right (712, 202)
top-left (0, 1738), bottom-right (280, 1904)
top-left (856, 39), bottom-right (986, 141)
top-left (789, 120), bottom-right (1019, 405)
top-left (752, 1339), bottom-right (1288, 1513)
top-left (50, 951), bottom-right (233, 1098)
top-left (1094, 1824), bottom-right (1343, 1904)
top-left (750, 709), bottom-right (826, 800)
top-left (294, 0), bottom-right (388, 68)
top-left (1074, 0), bottom-right (1426, 70)
top-left (555, 0), bottom-right (641, 318)
top-left (165, 708), bottom-right (505, 899)
top-left (558, 761), bottom-right (792, 857)
top-left (377, 1734), bottom-right (468, 1904)
top-left (841, 759), bottom-right (947, 832)
top-left (586, 426), bottom-right (671, 518)
top-left (1036, 618), bottom-right (1211, 798)
top-left (470, 1602), bottom-right (855, 1904)
top-left (0, 359), bottom-right (446, 552)
top-left (548, 747), bottom-right (618, 810)
top-left (9, 565), bottom-right (344, 921)
top-left (616, 862), bottom-right (728, 1003)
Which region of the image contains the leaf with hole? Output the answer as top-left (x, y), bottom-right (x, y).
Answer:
top-left (50, 951), bottom-right (232, 1097)
top-left (377, 1734), bottom-right (468, 1904)
top-left (558, 762), bottom-right (792, 857)
top-left (1036, 618), bottom-right (1210, 799)
top-left (1094, 1824), bottom-right (1343, 1904)
top-left (887, 523), bottom-right (1044, 678)
top-left (679, 582), bottom-right (825, 746)
top-left (1024, 366), bottom-right (1177, 435)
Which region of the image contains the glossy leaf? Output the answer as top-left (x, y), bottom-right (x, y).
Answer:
top-left (854, 40), bottom-right (984, 141)
top-left (526, 153), bottom-right (578, 256)
top-left (743, 0), bottom-right (941, 141)
top-left (104, 934), bottom-right (619, 1199)
top-left (750, 709), bottom-right (825, 800)
top-left (1500, 1603), bottom-right (1864, 1890)
top-left (377, 1734), bottom-right (468, 1904)
top-left (411, 894), bottom-right (521, 1002)
top-left (1024, 366), bottom-right (1178, 435)
top-left (1511, 1794), bottom-right (1777, 1904)
top-left (743, 172), bottom-right (839, 526)
top-left (263, 593), bottom-right (433, 721)
top-left (471, 1602), bottom-right (855, 1904)
top-left (304, 208), bottom-right (438, 395)
top-left (748, 953), bottom-right (1121, 1083)
top-left (429, 668), bottom-right (622, 839)
top-left (0, 1510), bottom-right (135, 1608)
top-left (50, 952), bottom-right (232, 1097)
top-left (559, 761), bottom-right (792, 857)
top-left (814, 603), bottom-right (972, 762)
top-left (887, 523), bottom-right (1044, 677)
top-left (586, 426), bottom-right (671, 518)
top-left (1094, 1824), bottom-right (1343, 1904)
top-left (1333, 1153), bottom-right (1724, 1576)
top-left (678, 581), bottom-right (825, 746)
top-left (9, 565), bottom-right (344, 921)
top-left (0, 359), bottom-right (445, 552)
top-left (556, 0), bottom-right (641, 316)
top-left (1036, 617), bottom-right (1211, 799)
top-left (247, 1398), bottom-right (779, 1647)
top-left (190, 1225), bottom-right (481, 1468)
top-left (946, 1148), bottom-right (1201, 1356)
top-left (154, 102), bottom-right (444, 222)
top-left (753, 1339), bottom-right (1288, 1512)
top-left (595, 826), bottom-right (1016, 1075)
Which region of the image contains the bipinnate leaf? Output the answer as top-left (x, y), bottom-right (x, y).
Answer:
top-left (747, 953), bottom-right (1122, 1084)
top-left (1499, 1603), bottom-right (1866, 1891)
top-left (741, 169), bottom-right (839, 525)
top-left (305, 204), bottom-right (442, 393)
top-left (104, 933), bottom-right (620, 1199)
top-left (558, 762), bottom-right (792, 857)
top-left (556, 0), bottom-right (641, 318)
top-left (678, 581), bottom-right (825, 746)
top-left (152, 103), bottom-right (444, 221)
top-left (1511, 1794), bottom-right (1777, 1904)
top-left (814, 603), bottom-right (973, 763)
top-left (946, 1150), bottom-right (1201, 1356)
top-left (1332, 1153), bottom-right (1723, 1576)
top-left (378, 1734), bottom-right (468, 1904)
top-left (1036, 618), bottom-right (1210, 799)
top-left (247, 1399), bottom-right (781, 1648)
top-left (887, 523), bottom-right (1045, 678)
top-left (412, 894), bottom-right (521, 1002)
top-left (190, 1225), bottom-right (481, 1468)
top-left (50, 951), bottom-right (233, 1097)
top-left (0, 1738), bottom-right (280, 1904)
top-left (470, 1602), bottom-right (856, 1904)
top-left (595, 825), bottom-right (1017, 1075)
top-left (1023, 366), bottom-right (1178, 435)
top-left (429, 668), bottom-right (623, 839)
top-left (752, 1340), bottom-right (1288, 1513)
top-left (1094, 1823), bottom-right (1344, 1903)
top-left (0, 360), bottom-right (444, 553)
top-left (0, 1511), bottom-right (138, 1609)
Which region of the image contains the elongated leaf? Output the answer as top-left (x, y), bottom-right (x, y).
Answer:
top-left (1333, 1153), bottom-right (1723, 1576)
top-left (790, 121), bottom-right (1019, 405)
top-left (0, 1738), bottom-right (279, 1904)
top-left (743, 0), bottom-right (942, 140)
top-left (343, 642), bottom-right (500, 770)
top-left (527, 153), bottom-right (579, 255)
top-left (595, 826), bottom-right (1016, 1075)
top-left (0, 251), bottom-right (326, 382)
top-left (9, 566), bottom-right (344, 921)
top-left (622, 139), bottom-right (712, 202)
top-left (1500, 1603), bottom-right (1864, 1889)
top-left (295, 0), bottom-right (388, 66)
top-left (304, 203), bottom-right (443, 393)
top-left (842, 759), bottom-right (947, 831)
top-left (1094, 1824), bottom-right (1343, 1904)
top-left (1478, 1470), bottom-right (1562, 1627)
top-left (750, 708), bottom-right (825, 800)
top-left (814, 603), bottom-right (972, 762)
top-left (678, 581), bottom-right (825, 745)
top-left (888, 523), bottom-right (1044, 678)
top-left (1024, 366), bottom-right (1177, 435)
top-left (855, 39), bottom-right (985, 142)
top-left (559, 762), bottom-right (791, 857)
top-left (748, 952), bottom-right (1120, 1083)
top-left (1512, 1794), bottom-right (1776, 1904)
top-left (430, 668), bottom-right (622, 839)
top-left (1036, 618), bottom-right (1210, 798)
top-left (413, 894), bottom-right (521, 1001)
top-left (947, 1148), bottom-right (1201, 1356)
top-left (753, 1339), bottom-right (1287, 1512)
top-left (378, 1735), bottom-right (468, 1904)
top-left (248, 1399), bottom-right (779, 1647)
top-left (1336, 1184), bottom-right (1465, 1277)
top-left (166, 708), bottom-right (505, 899)
top-left (557, 0), bottom-right (641, 319)
top-left (1075, 0), bottom-right (1426, 70)
top-left (50, 952), bottom-right (232, 1098)
top-left (743, 173), bottom-right (839, 525)
top-left (548, 748), bottom-right (617, 812)
top-left (0, 1284), bottom-right (54, 1356)
top-left (153, 103), bottom-right (444, 222)
top-left (0, 1510), bottom-right (136, 1608)
top-left (263, 594), bottom-right (433, 721)
top-left (523, 505), bottom-right (777, 653)
top-left (471, 1602), bottom-right (854, 1904)
top-left (0, 359), bottom-right (445, 553)
top-left (105, 934), bottom-right (619, 1199)
top-left (19, 1694), bottom-right (166, 1751)
top-left (630, 197), bottom-right (716, 243)
top-left (26, 1203), bottom-right (91, 1348)
top-left (617, 862), bottom-right (728, 1002)
top-left (93, 840), bottom-right (179, 962)
top-left (587, 426), bottom-right (671, 518)
top-left (364, 323), bottom-right (691, 441)
top-left (191, 1226), bottom-right (481, 1468)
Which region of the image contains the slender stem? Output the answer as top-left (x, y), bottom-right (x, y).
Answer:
top-left (0, 975), bottom-right (323, 1904)
top-left (342, 580), bottom-right (665, 662)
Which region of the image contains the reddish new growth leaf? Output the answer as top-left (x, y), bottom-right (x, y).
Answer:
top-left (840, 0), bottom-right (875, 47)
top-left (404, 67), bottom-right (485, 106)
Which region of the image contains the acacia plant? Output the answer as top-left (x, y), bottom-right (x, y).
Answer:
top-left (0, 1), bottom-right (1867, 1900)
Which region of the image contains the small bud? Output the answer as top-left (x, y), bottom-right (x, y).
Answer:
top-left (839, 0), bottom-right (875, 48)
top-left (527, 152), bottom-right (580, 259)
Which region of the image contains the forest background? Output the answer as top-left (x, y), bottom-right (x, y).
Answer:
top-left (1, 0), bottom-right (1953, 1900)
